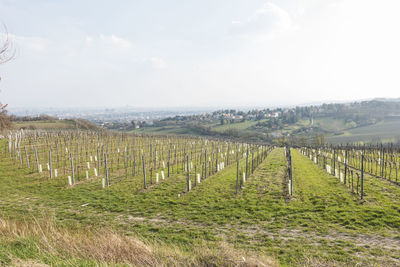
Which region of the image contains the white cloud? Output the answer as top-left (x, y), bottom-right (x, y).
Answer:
top-left (231, 2), bottom-right (293, 39)
top-left (99, 34), bottom-right (132, 49)
top-left (150, 57), bottom-right (166, 69)
top-left (85, 34), bottom-right (132, 49)
top-left (85, 36), bottom-right (93, 45)
top-left (295, 7), bottom-right (306, 18)
top-left (6, 33), bottom-right (49, 53)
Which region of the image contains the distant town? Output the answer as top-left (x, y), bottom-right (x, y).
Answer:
top-left (8, 106), bottom-right (211, 128)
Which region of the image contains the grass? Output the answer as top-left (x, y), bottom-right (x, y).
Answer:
top-left (132, 125), bottom-right (202, 136)
top-left (212, 120), bottom-right (264, 132)
top-left (314, 117), bottom-right (348, 132)
top-left (0, 216), bottom-right (274, 266)
top-left (13, 120), bottom-right (77, 130)
top-left (327, 116), bottom-right (400, 144)
top-left (132, 116), bottom-right (400, 145)
top-left (0, 144), bottom-right (399, 266)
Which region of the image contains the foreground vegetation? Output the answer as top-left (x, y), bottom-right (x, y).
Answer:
top-left (1, 131), bottom-right (399, 266)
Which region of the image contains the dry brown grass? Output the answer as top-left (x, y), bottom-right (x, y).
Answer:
top-left (0, 216), bottom-right (277, 266)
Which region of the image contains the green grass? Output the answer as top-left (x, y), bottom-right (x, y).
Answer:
top-left (12, 119), bottom-right (99, 131)
top-left (13, 120), bottom-right (77, 130)
top-left (132, 116), bottom-right (400, 146)
top-left (1, 145), bottom-right (399, 266)
top-left (212, 120), bottom-right (264, 133)
top-left (132, 125), bottom-right (202, 136)
top-left (328, 117), bottom-right (400, 144)
top-left (314, 117), bottom-right (348, 132)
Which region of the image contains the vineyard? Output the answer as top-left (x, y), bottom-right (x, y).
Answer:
top-left (0, 130), bottom-right (399, 266)
top-left (5, 131), bottom-right (270, 194)
top-left (300, 144), bottom-right (400, 199)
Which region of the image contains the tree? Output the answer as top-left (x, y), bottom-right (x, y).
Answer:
top-left (395, 135), bottom-right (400, 145)
top-left (313, 134), bottom-right (326, 147)
top-left (0, 26), bottom-right (14, 64)
top-left (291, 136), bottom-right (308, 147)
top-left (0, 25), bottom-right (15, 131)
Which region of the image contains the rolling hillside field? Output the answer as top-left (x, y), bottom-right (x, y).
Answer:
top-left (327, 116), bottom-right (400, 144)
top-left (13, 119), bottom-right (76, 129)
top-left (129, 100), bottom-right (400, 145)
top-left (132, 124), bottom-right (202, 136)
top-left (12, 119), bottom-right (103, 131)
top-left (1, 133), bottom-right (399, 266)
top-left (212, 120), bottom-right (263, 132)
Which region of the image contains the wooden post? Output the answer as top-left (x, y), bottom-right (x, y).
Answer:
top-left (251, 148), bottom-right (254, 174)
top-left (236, 154), bottom-right (239, 194)
top-left (35, 147), bottom-right (40, 173)
top-left (97, 147), bottom-right (100, 176)
top-left (204, 150), bottom-right (207, 179)
top-left (125, 146), bottom-right (129, 178)
top-left (194, 164), bottom-right (197, 186)
top-left (133, 148), bottom-right (136, 176)
top-left (142, 155), bottom-right (147, 189)
top-left (49, 150), bottom-right (52, 179)
top-left (289, 148), bottom-right (293, 196)
top-left (333, 149), bottom-right (336, 174)
top-left (70, 152), bottom-right (75, 185)
top-left (361, 148), bottom-right (364, 200)
top-left (381, 145), bottom-right (384, 177)
top-left (168, 149), bottom-right (170, 177)
top-left (8, 138), bottom-right (11, 158)
top-left (344, 147), bottom-right (348, 185)
top-left (186, 155), bottom-right (190, 192)
top-left (105, 153), bottom-right (109, 187)
top-left (245, 147), bottom-right (249, 180)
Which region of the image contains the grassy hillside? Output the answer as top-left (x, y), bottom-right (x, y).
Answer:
top-left (131, 100), bottom-right (400, 145)
top-left (313, 117), bottom-right (348, 132)
top-left (12, 118), bottom-right (103, 131)
top-left (212, 120), bottom-right (262, 132)
top-left (138, 115), bottom-right (400, 145)
top-left (132, 125), bottom-right (202, 136)
top-left (1, 142), bottom-right (399, 266)
top-left (327, 116), bottom-right (400, 144)
top-left (14, 119), bottom-right (76, 129)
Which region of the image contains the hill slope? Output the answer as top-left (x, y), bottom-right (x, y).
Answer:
top-left (131, 100), bottom-right (400, 144)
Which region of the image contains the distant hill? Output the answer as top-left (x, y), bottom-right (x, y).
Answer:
top-left (10, 115), bottom-right (103, 131)
top-left (131, 99), bottom-right (400, 145)
top-left (12, 100), bottom-right (400, 145)
top-left (372, 97), bottom-right (400, 102)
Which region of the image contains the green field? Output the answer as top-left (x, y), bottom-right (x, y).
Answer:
top-left (1, 138), bottom-right (399, 266)
top-left (327, 117), bottom-right (400, 144)
top-left (212, 120), bottom-right (263, 132)
top-left (13, 119), bottom-right (102, 131)
top-left (13, 119), bottom-right (76, 130)
top-left (128, 114), bottom-right (400, 145)
top-left (314, 117), bottom-right (348, 132)
top-left (132, 125), bottom-right (201, 136)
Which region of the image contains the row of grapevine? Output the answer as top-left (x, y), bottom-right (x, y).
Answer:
top-left (299, 144), bottom-right (400, 200)
top-left (4, 130), bottom-right (272, 195)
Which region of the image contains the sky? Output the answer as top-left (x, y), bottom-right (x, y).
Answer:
top-left (0, 0), bottom-right (400, 109)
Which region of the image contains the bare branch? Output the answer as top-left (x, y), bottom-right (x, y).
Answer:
top-left (0, 24), bottom-right (16, 64)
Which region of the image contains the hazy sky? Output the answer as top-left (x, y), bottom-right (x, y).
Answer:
top-left (0, 0), bottom-right (400, 108)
